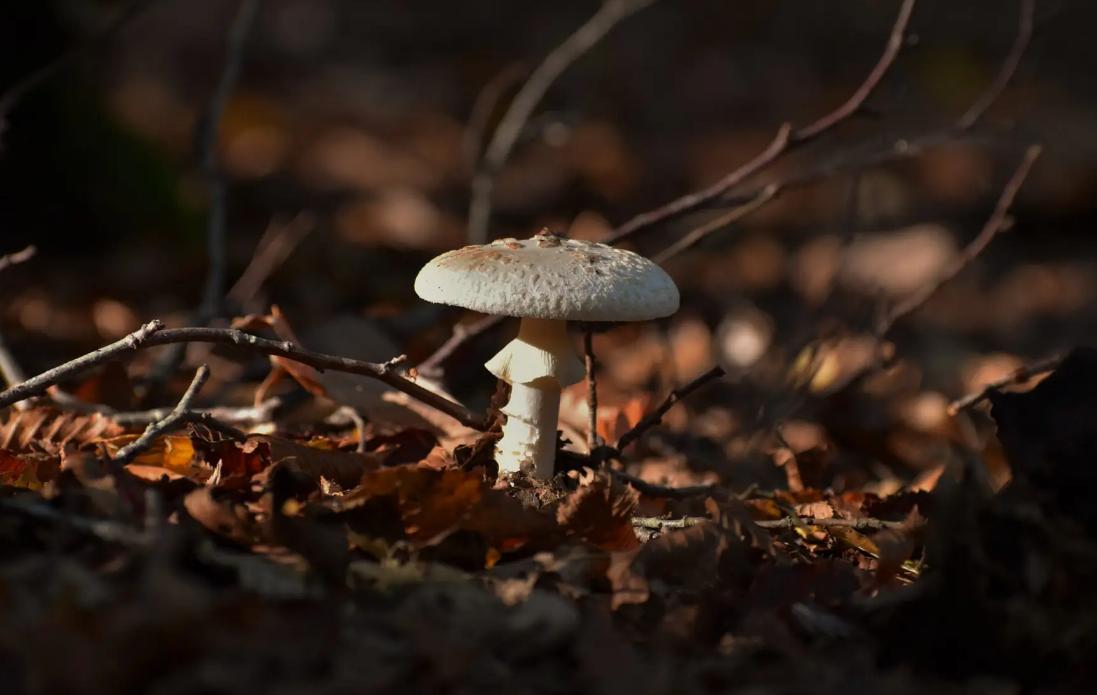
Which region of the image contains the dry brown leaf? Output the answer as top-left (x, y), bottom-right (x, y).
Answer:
top-left (555, 473), bottom-right (640, 551)
top-left (183, 487), bottom-right (260, 545)
top-left (0, 450), bottom-right (54, 490)
top-left (231, 305), bottom-right (328, 401)
top-left (335, 464), bottom-right (556, 554)
top-left (0, 408), bottom-right (122, 454)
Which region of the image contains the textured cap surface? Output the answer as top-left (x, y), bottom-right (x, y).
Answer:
top-left (414, 231), bottom-right (679, 321)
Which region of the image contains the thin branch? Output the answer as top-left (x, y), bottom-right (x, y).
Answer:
top-left (0, 245), bottom-right (35, 391)
top-left (615, 365), bottom-right (726, 452)
top-left (199, 0), bottom-right (263, 317)
top-left (111, 395), bottom-right (289, 426)
top-left (652, 183), bottom-right (779, 265)
top-left (0, 1), bottom-right (156, 119)
top-left (0, 245), bottom-right (36, 273)
top-left (754, 516), bottom-right (908, 531)
top-left (0, 321), bottom-right (489, 430)
top-left (112, 365), bottom-right (212, 465)
top-left (0, 331), bottom-right (27, 389)
top-left (956, 0), bottom-right (1035, 131)
top-left (0, 320), bottom-right (165, 408)
top-left (148, 0), bottom-right (263, 387)
top-left (330, 406), bottom-right (368, 453)
top-left (606, 0), bottom-right (916, 247)
top-left (583, 327), bottom-right (599, 452)
top-left (226, 212), bottom-right (316, 310)
top-left (467, 0), bottom-right (658, 243)
top-left (877, 144), bottom-right (1041, 334)
top-left (605, 125), bottom-right (791, 246)
top-left (0, 496), bottom-right (149, 546)
top-left (632, 516), bottom-right (707, 529)
top-left (613, 471), bottom-right (718, 499)
top-left (463, 63), bottom-right (527, 174)
top-left (416, 314), bottom-right (507, 378)
top-left (948, 353), bottom-right (1061, 414)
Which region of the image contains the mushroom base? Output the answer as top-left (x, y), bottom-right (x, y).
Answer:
top-left (495, 377), bottom-right (560, 477)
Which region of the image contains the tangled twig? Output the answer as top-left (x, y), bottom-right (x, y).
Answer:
top-left (0, 322), bottom-right (489, 430)
top-left (466, 0), bottom-right (659, 243)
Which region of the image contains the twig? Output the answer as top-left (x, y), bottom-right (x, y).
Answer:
top-left (583, 327), bottom-right (599, 452)
top-left (605, 0), bottom-right (916, 247)
top-left (0, 246), bottom-right (34, 392)
top-left (0, 496), bottom-right (149, 546)
top-left (0, 320), bottom-right (164, 408)
top-left (0, 322), bottom-right (489, 430)
top-left (613, 470), bottom-right (717, 499)
top-left (754, 516), bottom-right (908, 530)
top-left (0, 245), bottom-right (36, 273)
top-left (615, 365), bottom-right (725, 452)
top-left (331, 406), bottom-right (367, 453)
top-left (198, 0), bottom-right (263, 317)
top-left (652, 183), bottom-right (779, 265)
top-left (877, 144), bottom-right (1041, 334)
top-left (111, 395), bottom-right (289, 426)
top-left (632, 516), bottom-right (707, 530)
top-left (112, 365), bottom-right (212, 465)
top-left (463, 64), bottom-right (527, 174)
top-left (948, 353), bottom-right (1061, 414)
top-left (226, 212), bottom-right (316, 310)
top-left (148, 0), bottom-right (263, 387)
top-left (0, 1), bottom-right (156, 120)
top-left (467, 0), bottom-right (658, 243)
top-left (956, 0), bottom-right (1035, 131)
top-left (0, 331), bottom-right (27, 389)
top-left (416, 314), bottom-right (507, 377)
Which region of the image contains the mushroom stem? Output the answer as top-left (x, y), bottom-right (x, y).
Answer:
top-left (486, 317), bottom-right (584, 477)
top-left (496, 377), bottom-right (560, 477)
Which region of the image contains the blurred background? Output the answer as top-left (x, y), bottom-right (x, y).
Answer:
top-left (1, 0), bottom-right (1095, 492)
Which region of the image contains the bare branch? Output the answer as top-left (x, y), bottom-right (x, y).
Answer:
top-left (652, 183), bottom-right (779, 265)
top-left (583, 327), bottom-right (599, 452)
top-left (948, 353), bottom-right (1061, 415)
top-left (956, 0), bottom-right (1035, 131)
top-left (149, 0), bottom-right (263, 387)
top-left (111, 395), bottom-right (290, 426)
top-left (754, 516), bottom-right (908, 531)
top-left (0, 321), bottom-right (489, 430)
top-left (199, 0), bottom-right (263, 318)
top-left (463, 63), bottom-right (527, 174)
top-left (416, 314), bottom-right (508, 378)
top-left (467, 0), bottom-right (658, 243)
top-left (613, 471), bottom-right (717, 499)
top-left (606, 0), bottom-right (916, 247)
top-left (226, 212), bottom-right (316, 310)
top-left (0, 319), bottom-right (165, 408)
top-left (0, 245), bottom-right (36, 273)
top-left (0, 245), bottom-right (36, 393)
top-left (877, 144), bottom-right (1042, 334)
top-left (615, 365), bottom-right (725, 453)
top-left (0, 496), bottom-right (149, 546)
top-left (631, 515), bottom-right (707, 529)
top-left (112, 365), bottom-right (212, 465)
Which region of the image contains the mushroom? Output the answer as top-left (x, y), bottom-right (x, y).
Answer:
top-left (414, 230), bottom-right (679, 478)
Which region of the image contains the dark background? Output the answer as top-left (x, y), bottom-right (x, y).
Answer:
top-left (1, 0), bottom-right (1095, 410)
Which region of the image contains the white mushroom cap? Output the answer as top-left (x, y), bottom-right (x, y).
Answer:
top-left (414, 230), bottom-right (679, 322)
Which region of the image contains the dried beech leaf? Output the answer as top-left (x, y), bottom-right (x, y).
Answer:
top-left (555, 473), bottom-right (640, 551)
top-left (0, 408), bottom-right (122, 454)
top-left (231, 305), bottom-right (328, 399)
top-left (183, 487), bottom-right (260, 545)
top-left (0, 450), bottom-right (51, 490)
